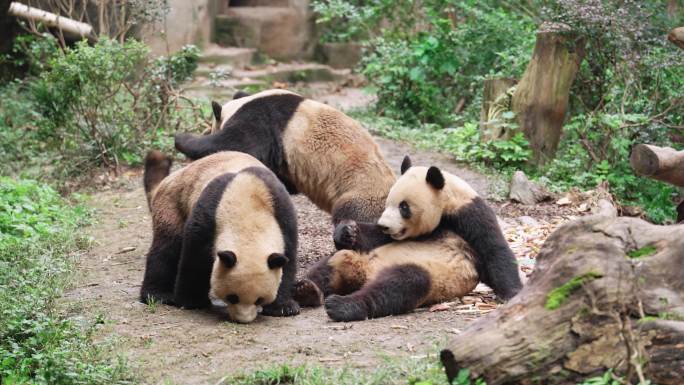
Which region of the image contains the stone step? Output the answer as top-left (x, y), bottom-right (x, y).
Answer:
top-left (199, 45), bottom-right (256, 68)
top-left (184, 79), bottom-right (268, 101)
top-left (214, 7), bottom-right (310, 61)
top-left (223, 0), bottom-right (290, 7)
top-left (232, 62), bottom-right (349, 83)
top-left (194, 64), bottom-right (235, 78)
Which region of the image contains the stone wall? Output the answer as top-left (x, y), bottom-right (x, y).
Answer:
top-left (142, 0), bottom-right (215, 56)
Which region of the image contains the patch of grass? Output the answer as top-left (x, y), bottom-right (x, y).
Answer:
top-left (224, 354), bottom-right (485, 385)
top-left (545, 272), bottom-right (603, 310)
top-left (0, 177), bottom-right (134, 384)
top-left (627, 245), bottom-right (657, 259)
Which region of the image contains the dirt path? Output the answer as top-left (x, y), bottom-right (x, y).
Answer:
top-left (63, 89), bottom-right (575, 384)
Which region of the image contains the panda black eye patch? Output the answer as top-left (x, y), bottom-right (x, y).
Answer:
top-left (226, 294), bottom-right (239, 304)
top-left (399, 201), bottom-right (411, 219)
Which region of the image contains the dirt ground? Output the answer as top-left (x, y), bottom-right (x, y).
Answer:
top-left (62, 90), bottom-right (579, 384)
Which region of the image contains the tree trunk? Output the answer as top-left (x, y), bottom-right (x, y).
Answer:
top-left (440, 201), bottom-right (684, 385)
top-left (512, 23), bottom-right (585, 165)
top-left (480, 77), bottom-right (517, 141)
top-left (629, 144), bottom-right (684, 187)
top-left (677, 201), bottom-right (683, 223)
top-left (8, 2), bottom-right (95, 41)
top-left (668, 27), bottom-right (684, 50)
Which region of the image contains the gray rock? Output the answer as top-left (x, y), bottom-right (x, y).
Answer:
top-left (509, 171), bottom-right (552, 205)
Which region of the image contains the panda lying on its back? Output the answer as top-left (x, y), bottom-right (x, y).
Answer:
top-left (332, 156), bottom-right (522, 301)
top-left (141, 150), bottom-right (299, 323)
top-left (294, 230), bottom-right (479, 322)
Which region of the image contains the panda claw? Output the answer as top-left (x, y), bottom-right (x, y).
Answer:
top-left (293, 279), bottom-right (324, 307)
top-left (325, 295), bottom-right (368, 322)
top-left (262, 299), bottom-right (300, 317)
top-left (333, 220), bottom-right (359, 250)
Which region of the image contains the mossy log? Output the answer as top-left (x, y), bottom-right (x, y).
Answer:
top-left (630, 144), bottom-right (684, 187)
top-left (440, 201), bottom-right (684, 385)
top-left (480, 77), bottom-right (517, 141)
top-left (512, 23), bottom-right (585, 165)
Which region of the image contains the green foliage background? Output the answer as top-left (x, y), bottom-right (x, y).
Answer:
top-left (0, 178), bottom-right (133, 384)
top-left (314, 0), bottom-right (684, 223)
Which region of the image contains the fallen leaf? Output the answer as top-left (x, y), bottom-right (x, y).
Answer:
top-left (556, 197), bottom-right (572, 206)
top-left (429, 303), bottom-right (452, 312)
top-left (390, 324), bottom-right (408, 330)
top-left (116, 246), bottom-right (136, 254)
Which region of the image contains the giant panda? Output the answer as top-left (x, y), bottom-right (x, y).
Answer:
top-left (331, 156), bottom-right (522, 300)
top-left (140, 150), bottom-right (299, 323)
top-left (294, 230), bottom-right (479, 322)
top-left (174, 89), bottom-right (396, 233)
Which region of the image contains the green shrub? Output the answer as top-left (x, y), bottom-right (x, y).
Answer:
top-left (361, 1), bottom-right (535, 125)
top-left (0, 37), bottom-right (203, 181)
top-left (0, 177), bottom-right (132, 384)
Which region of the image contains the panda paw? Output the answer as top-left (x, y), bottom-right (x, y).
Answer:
top-left (293, 279), bottom-right (324, 307)
top-left (325, 295), bottom-right (368, 322)
top-left (333, 220), bottom-right (359, 250)
top-left (262, 299), bottom-right (301, 317)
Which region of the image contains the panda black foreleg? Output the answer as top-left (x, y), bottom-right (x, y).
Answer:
top-left (444, 197), bottom-right (522, 300)
top-left (174, 132), bottom-right (220, 160)
top-left (262, 248), bottom-right (300, 317)
top-left (172, 199), bottom-right (217, 309)
top-left (140, 230), bottom-right (183, 306)
top-left (324, 264), bottom-right (430, 322)
top-left (333, 220), bottom-right (393, 252)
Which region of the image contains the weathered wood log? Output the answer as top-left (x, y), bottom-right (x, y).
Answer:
top-left (630, 144), bottom-right (684, 187)
top-left (8, 2), bottom-right (95, 41)
top-left (512, 23), bottom-right (585, 165)
top-left (480, 77), bottom-right (517, 141)
top-left (441, 201), bottom-right (684, 385)
top-left (668, 27), bottom-right (684, 50)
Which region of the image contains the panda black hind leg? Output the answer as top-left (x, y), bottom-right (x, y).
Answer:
top-left (325, 264), bottom-right (431, 322)
top-left (140, 229), bottom-right (183, 306)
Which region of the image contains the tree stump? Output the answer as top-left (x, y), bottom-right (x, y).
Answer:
top-left (511, 23), bottom-right (585, 165)
top-left (440, 201), bottom-right (684, 385)
top-left (480, 77), bottom-right (518, 141)
top-left (630, 144), bottom-right (684, 187)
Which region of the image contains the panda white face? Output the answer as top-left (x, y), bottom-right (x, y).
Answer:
top-left (377, 166), bottom-right (445, 240)
top-left (210, 250), bottom-right (287, 324)
top-left (209, 172), bottom-right (288, 323)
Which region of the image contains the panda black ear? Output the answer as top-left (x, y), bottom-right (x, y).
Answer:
top-left (400, 155), bottom-right (412, 175)
top-left (267, 253), bottom-right (288, 269)
top-left (233, 90), bottom-right (251, 100)
top-left (217, 250), bottom-right (236, 268)
top-left (211, 101), bottom-right (222, 123)
top-left (426, 166), bottom-right (445, 190)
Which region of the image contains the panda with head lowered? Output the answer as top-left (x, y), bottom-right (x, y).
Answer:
top-left (174, 89), bottom-right (397, 232)
top-left (141, 150), bottom-right (299, 323)
top-left (328, 155), bottom-right (522, 302)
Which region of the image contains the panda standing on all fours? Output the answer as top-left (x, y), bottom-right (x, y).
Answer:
top-left (139, 150), bottom-right (299, 323)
